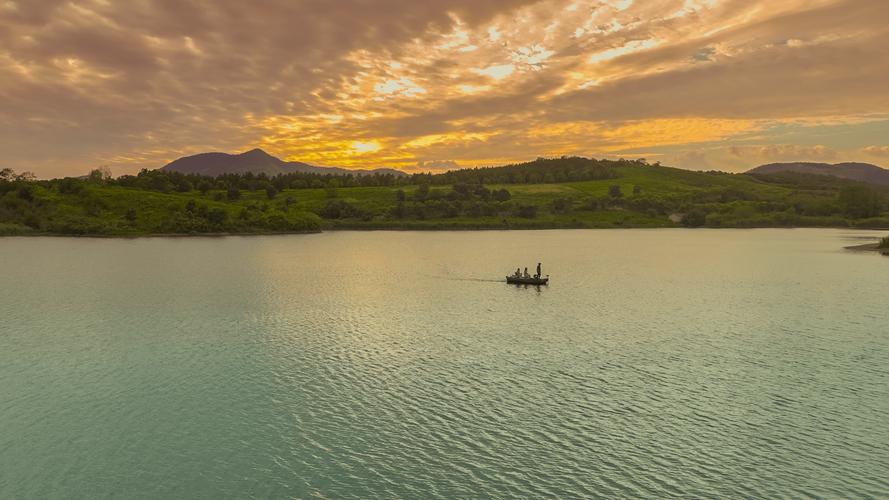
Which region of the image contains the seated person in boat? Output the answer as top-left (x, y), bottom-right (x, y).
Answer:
top-left (523, 267), bottom-right (530, 278)
top-left (514, 268), bottom-right (522, 278)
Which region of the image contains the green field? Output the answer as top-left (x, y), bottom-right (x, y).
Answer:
top-left (3, 159), bottom-right (889, 236)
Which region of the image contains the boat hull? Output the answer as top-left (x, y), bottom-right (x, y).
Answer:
top-left (506, 276), bottom-right (549, 285)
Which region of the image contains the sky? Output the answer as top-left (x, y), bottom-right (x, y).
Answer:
top-left (2, 0), bottom-right (888, 178)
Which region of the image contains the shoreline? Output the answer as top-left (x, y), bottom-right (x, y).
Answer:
top-left (844, 242), bottom-right (889, 255)
top-left (3, 225), bottom-right (889, 239)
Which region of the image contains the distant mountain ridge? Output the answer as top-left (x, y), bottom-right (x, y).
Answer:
top-left (747, 162), bottom-right (889, 185)
top-left (161, 148), bottom-right (404, 177)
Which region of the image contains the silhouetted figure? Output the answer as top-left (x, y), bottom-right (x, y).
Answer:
top-left (536, 262), bottom-right (542, 279)
top-left (514, 268), bottom-right (522, 277)
top-left (523, 267), bottom-right (530, 278)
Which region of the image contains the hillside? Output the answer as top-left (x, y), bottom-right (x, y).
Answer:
top-left (3, 158), bottom-right (889, 236)
top-left (748, 162), bottom-right (889, 185)
top-left (161, 148), bottom-right (404, 177)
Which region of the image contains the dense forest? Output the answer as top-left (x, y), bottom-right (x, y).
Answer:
top-left (2, 157), bottom-right (889, 236)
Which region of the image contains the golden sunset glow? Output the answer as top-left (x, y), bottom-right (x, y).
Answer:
top-left (1, 0), bottom-right (888, 177)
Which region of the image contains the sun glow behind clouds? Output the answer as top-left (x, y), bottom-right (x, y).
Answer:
top-left (351, 141), bottom-right (382, 154)
top-left (472, 64), bottom-right (515, 80)
top-left (588, 39), bottom-right (660, 64)
top-left (2, 0), bottom-right (889, 177)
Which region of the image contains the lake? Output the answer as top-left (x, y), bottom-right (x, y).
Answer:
top-left (1, 229), bottom-right (887, 498)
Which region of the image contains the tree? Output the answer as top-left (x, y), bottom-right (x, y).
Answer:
top-left (682, 210), bottom-right (707, 227)
top-left (452, 183), bottom-right (471, 198)
top-left (197, 180), bottom-right (213, 195)
top-left (608, 185), bottom-right (623, 198)
top-left (58, 177), bottom-right (83, 194)
top-left (265, 185), bottom-right (278, 199)
top-left (516, 205), bottom-right (538, 218)
top-left (320, 200), bottom-right (358, 219)
top-left (17, 186), bottom-right (34, 201)
top-left (414, 183), bottom-right (430, 202)
top-left (88, 166), bottom-right (112, 183)
top-left (838, 185), bottom-right (880, 218)
top-left (207, 208), bottom-right (228, 226)
top-left (493, 188), bottom-right (511, 202)
top-left (150, 176), bottom-right (174, 192)
top-left (227, 186), bottom-right (241, 201)
top-left (552, 198), bottom-right (571, 213)
top-left (390, 202), bottom-right (406, 218)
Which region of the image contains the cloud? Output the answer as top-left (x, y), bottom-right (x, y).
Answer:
top-left (416, 160), bottom-right (461, 171)
top-left (1, 0), bottom-right (888, 177)
top-left (729, 144), bottom-right (838, 161)
top-left (862, 146), bottom-right (889, 158)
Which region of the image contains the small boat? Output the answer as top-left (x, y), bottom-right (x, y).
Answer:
top-left (506, 275), bottom-right (549, 285)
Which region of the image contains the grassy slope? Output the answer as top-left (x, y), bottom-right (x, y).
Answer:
top-left (313, 165), bottom-right (795, 229)
top-left (4, 164), bottom-right (889, 235)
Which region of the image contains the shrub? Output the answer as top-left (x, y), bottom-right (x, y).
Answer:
top-left (207, 208), bottom-right (228, 226)
top-left (516, 205), bottom-right (537, 218)
top-left (552, 198), bottom-right (571, 213)
top-left (838, 185), bottom-right (880, 218)
top-left (682, 210), bottom-right (707, 227)
top-left (226, 187), bottom-right (241, 201)
top-left (413, 184), bottom-right (430, 202)
top-left (58, 178), bottom-right (84, 194)
top-left (17, 186), bottom-right (34, 201)
top-left (493, 188), bottom-right (511, 202)
top-left (266, 214), bottom-right (289, 230)
top-left (320, 200), bottom-right (360, 219)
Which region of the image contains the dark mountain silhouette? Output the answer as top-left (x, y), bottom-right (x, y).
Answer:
top-left (161, 148), bottom-right (404, 176)
top-left (747, 162), bottom-right (889, 185)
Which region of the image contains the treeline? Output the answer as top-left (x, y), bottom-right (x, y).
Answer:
top-left (4, 159), bottom-right (889, 235)
top-left (679, 174), bottom-right (888, 227)
top-left (114, 168), bottom-right (403, 193)
top-left (319, 183), bottom-right (524, 221)
top-left (0, 167), bottom-right (322, 235)
top-left (411, 156), bottom-right (622, 186)
top-left (18, 156), bottom-right (624, 196)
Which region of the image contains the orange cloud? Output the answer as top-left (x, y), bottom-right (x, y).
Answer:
top-left (1, 0), bottom-right (888, 177)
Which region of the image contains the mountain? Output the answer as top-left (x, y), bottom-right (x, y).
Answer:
top-left (160, 148), bottom-right (404, 177)
top-left (747, 162), bottom-right (889, 185)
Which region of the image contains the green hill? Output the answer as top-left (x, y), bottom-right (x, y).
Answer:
top-left (2, 158), bottom-right (889, 236)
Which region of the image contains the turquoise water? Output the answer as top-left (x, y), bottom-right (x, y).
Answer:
top-left (1, 229), bottom-right (887, 498)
